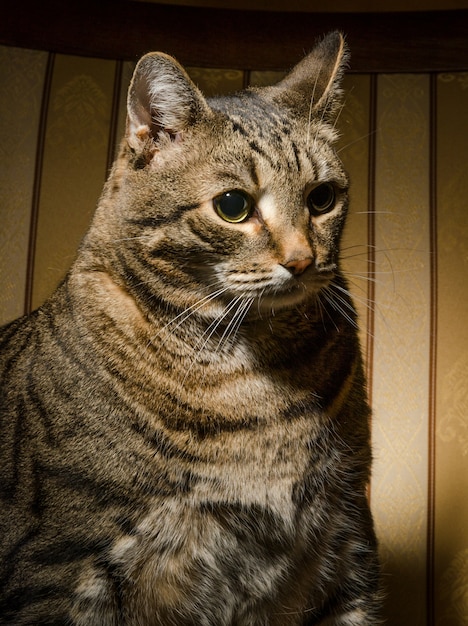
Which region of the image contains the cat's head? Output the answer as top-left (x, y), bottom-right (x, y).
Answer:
top-left (86, 32), bottom-right (349, 322)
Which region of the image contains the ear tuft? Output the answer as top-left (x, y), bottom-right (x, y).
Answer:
top-left (270, 31), bottom-right (349, 122)
top-left (126, 52), bottom-right (210, 152)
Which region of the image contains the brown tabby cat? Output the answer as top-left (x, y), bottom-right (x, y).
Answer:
top-left (0, 32), bottom-right (381, 625)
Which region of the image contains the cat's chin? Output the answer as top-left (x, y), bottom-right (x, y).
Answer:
top-left (254, 289), bottom-right (317, 313)
top-left (252, 276), bottom-right (332, 314)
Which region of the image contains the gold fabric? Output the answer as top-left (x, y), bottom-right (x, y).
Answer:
top-left (372, 74), bottom-right (432, 625)
top-left (435, 71), bottom-right (468, 626)
top-left (0, 46), bottom-right (48, 321)
top-left (338, 74), bottom-right (372, 356)
top-left (187, 67), bottom-right (244, 96)
top-left (32, 54), bottom-right (116, 310)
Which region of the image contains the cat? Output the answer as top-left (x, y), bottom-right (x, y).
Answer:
top-left (0, 31), bottom-right (381, 625)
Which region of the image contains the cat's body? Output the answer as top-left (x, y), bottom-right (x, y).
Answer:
top-left (0, 33), bottom-right (381, 624)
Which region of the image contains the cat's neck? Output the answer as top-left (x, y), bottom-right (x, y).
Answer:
top-left (69, 271), bottom-right (349, 374)
top-left (47, 267), bottom-right (358, 438)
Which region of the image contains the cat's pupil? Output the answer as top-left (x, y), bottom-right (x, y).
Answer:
top-left (213, 190), bottom-right (253, 223)
top-left (307, 183), bottom-right (336, 215)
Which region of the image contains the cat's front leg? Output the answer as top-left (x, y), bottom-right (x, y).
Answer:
top-left (315, 607), bottom-right (383, 626)
top-left (301, 553), bottom-right (383, 626)
top-left (303, 595), bottom-right (383, 626)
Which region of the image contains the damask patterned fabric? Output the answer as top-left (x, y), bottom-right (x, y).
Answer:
top-left (0, 45), bottom-right (467, 626)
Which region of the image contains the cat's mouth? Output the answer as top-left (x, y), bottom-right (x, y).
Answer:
top-left (228, 265), bottom-right (336, 312)
top-left (263, 270), bottom-right (335, 310)
top-left (185, 260), bottom-right (336, 320)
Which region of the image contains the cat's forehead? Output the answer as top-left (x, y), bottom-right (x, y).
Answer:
top-left (209, 90), bottom-right (298, 138)
top-left (201, 91), bottom-right (344, 189)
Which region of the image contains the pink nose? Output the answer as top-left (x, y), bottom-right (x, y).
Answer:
top-left (283, 258), bottom-right (313, 276)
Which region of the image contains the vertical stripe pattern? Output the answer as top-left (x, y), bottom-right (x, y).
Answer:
top-left (0, 45), bottom-right (467, 626)
top-left (25, 52), bottom-right (55, 315)
top-left (31, 54), bottom-right (116, 310)
top-left (0, 46), bottom-right (48, 322)
top-left (434, 70), bottom-right (468, 626)
top-left (426, 72), bottom-right (438, 626)
top-left (371, 74), bottom-right (431, 626)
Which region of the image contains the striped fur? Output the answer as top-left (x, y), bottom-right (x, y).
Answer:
top-left (0, 32), bottom-right (381, 624)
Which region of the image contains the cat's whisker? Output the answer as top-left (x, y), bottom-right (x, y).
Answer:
top-left (311, 66), bottom-right (337, 152)
top-left (334, 280), bottom-right (397, 341)
top-left (349, 210), bottom-right (394, 215)
top-left (336, 129), bottom-right (377, 155)
top-left (175, 298), bottom-right (251, 394)
top-left (330, 95), bottom-right (348, 135)
top-left (327, 289), bottom-right (359, 325)
top-left (179, 295), bottom-right (245, 385)
top-left (330, 282), bottom-right (373, 314)
top-left (190, 296), bottom-right (241, 351)
top-left (343, 278), bottom-right (374, 301)
top-left (138, 284), bottom-right (231, 359)
top-left (256, 286), bottom-right (268, 319)
top-left (341, 242), bottom-right (424, 252)
top-left (317, 290), bottom-right (340, 332)
top-left (111, 235), bottom-right (152, 243)
top-left (159, 285), bottom-right (230, 333)
top-left (306, 70), bottom-right (321, 149)
top-left (215, 296), bottom-right (254, 352)
top-left (211, 298), bottom-right (245, 353)
top-left (340, 243), bottom-right (379, 252)
top-left (321, 285), bottom-right (358, 329)
top-left (314, 292), bottom-right (328, 331)
top-left (341, 254), bottom-right (378, 264)
top-left (331, 285), bottom-right (379, 327)
top-left (344, 272), bottom-right (387, 290)
top-left (179, 295), bottom-right (252, 392)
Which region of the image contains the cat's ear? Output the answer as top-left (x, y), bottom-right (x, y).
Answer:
top-left (270, 31), bottom-right (348, 122)
top-left (126, 52), bottom-right (210, 153)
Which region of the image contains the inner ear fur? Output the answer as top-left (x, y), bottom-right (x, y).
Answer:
top-left (126, 52), bottom-right (210, 151)
top-left (268, 31), bottom-right (349, 122)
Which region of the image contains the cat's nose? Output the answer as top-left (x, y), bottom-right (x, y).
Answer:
top-left (283, 257), bottom-right (313, 276)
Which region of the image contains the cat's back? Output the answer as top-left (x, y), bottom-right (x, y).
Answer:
top-left (1, 313), bottom-right (40, 378)
top-left (0, 293), bottom-right (164, 623)
top-left (0, 287), bottom-right (96, 435)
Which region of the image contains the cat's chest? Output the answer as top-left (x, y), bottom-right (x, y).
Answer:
top-left (77, 365), bottom-right (330, 623)
top-left (106, 465), bottom-right (311, 624)
top-left (137, 332), bottom-right (322, 440)
top-left (83, 321), bottom-right (332, 620)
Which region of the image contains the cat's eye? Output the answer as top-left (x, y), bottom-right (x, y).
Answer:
top-left (213, 190), bottom-right (254, 224)
top-left (307, 183), bottom-right (336, 216)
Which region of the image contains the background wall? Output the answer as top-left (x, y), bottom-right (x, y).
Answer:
top-left (0, 36), bottom-right (467, 625)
